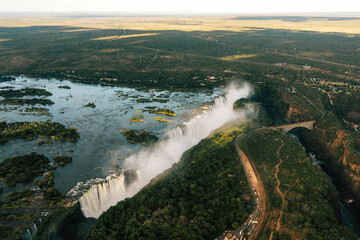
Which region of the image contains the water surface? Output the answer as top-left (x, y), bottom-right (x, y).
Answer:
top-left (0, 76), bottom-right (222, 195)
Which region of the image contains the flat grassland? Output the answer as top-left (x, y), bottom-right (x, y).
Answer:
top-left (1, 15), bottom-right (360, 34)
top-left (0, 15), bottom-right (359, 91)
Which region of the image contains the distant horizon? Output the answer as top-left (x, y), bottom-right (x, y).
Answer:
top-left (1, 11), bottom-right (360, 17)
top-left (1, 0), bottom-right (359, 15)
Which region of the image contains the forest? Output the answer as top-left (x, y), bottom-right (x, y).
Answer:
top-left (0, 87), bottom-right (52, 98)
top-left (0, 15), bottom-right (360, 239)
top-left (121, 129), bottom-right (159, 146)
top-left (0, 121), bottom-right (79, 144)
top-left (0, 152), bottom-right (51, 187)
top-left (53, 156), bottom-right (73, 166)
top-left (1, 22), bottom-right (358, 92)
top-left (86, 127), bottom-right (253, 239)
top-left (0, 87), bottom-right (54, 106)
top-left (244, 129), bottom-right (357, 239)
top-left (0, 98), bottom-right (54, 106)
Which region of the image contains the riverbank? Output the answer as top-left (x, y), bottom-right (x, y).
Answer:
top-left (0, 76), bottom-right (227, 239)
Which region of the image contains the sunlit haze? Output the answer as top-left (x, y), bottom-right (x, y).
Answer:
top-left (0, 0), bottom-right (359, 13)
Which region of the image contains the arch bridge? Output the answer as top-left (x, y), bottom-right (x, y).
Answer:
top-left (269, 120), bottom-right (316, 133)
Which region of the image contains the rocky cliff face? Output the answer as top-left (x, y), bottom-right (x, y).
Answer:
top-left (281, 93), bottom-right (318, 122)
top-left (316, 126), bottom-right (360, 198)
top-left (297, 118), bottom-right (360, 220)
top-left (258, 85), bottom-right (360, 221)
top-left (285, 105), bottom-right (312, 122)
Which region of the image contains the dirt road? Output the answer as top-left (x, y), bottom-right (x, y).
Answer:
top-left (269, 138), bottom-right (285, 240)
top-left (235, 134), bottom-right (267, 240)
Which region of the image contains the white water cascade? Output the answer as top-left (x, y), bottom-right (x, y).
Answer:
top-left (79, 174), bottom-right (126, 218)
top-left (79, 83), bottom-right (253, 218)
top-left (20, 221), bottom-right (40, 240)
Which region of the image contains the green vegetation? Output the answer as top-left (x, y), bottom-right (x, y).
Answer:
top-left (34, 205), bottom-right (78, 240)
top-left (121, 129), bottom-right (159, 146)
top-left (34, 203), bottom-right (97, 240)
top-left (144, 106), bottom-right (156, 109)
top-left (86, 127), bottom-right (253, 239)
top-left (332, 94), bottom-right (360, 124)
top-left (0, 226), bottom-right (18, 239)
top-left (253, 83), bottom-right (290, 120)
top-left (154, 116), bottom-right (172, 122)
top-left (0, 16), bottom-right (360, 238)
top-left (233, 98), bottom-right (252, 109)
top-left (38, 140), bottom-right (53, 145)
top-left (1, 20), bottom-right (359, 92)
top-left (3, 190), bottom-right (34, 203)
top-left (0, 152), bottom-right (50, 187)
top-left (34, 170), bottom-right (64, 205)
top-left (0, 186), bottom-right (66, 239)
top-left (0, 189), bottom-right (42, 240)
top-left (0, 76), bottom-right (15, 82)
top-left (252, 69), bottom-right (360, 223)
top-left (0, 106), bottom-right (19, 112)
top-left (0, 190), bottom-right (39, 240)
top-left (84, 102), bottom-right (96, 108)
top-left (0, 152), bottom-right (66, 240)
top-left (21, 107), bottom-right (52, 117)
top-left (0, 98), bottom-right (54, 105)
top-left (244, 129), bottom-right (357, 239)
top-left (0, 87), bottom-right (52, 98)
top-left (0, 212), bottom-right (36, 221)
top-left (144, 107), bottom-right (177, 116)
top-left (129, 114), bottom-right (145, 122)
top-left (0, 121), bottom-right (79, 144)
top-left (42, 188), bottom-right (65, 203)
top-left (0, 87), bottom-right (53, 107)
top-left (152, 98), bottom-right (169, 103)
top-left (136, 98), bottom-right (153, 103)
top-left (53, 156), bottom-right (73, 166)
top-left (35, 171), bottom-right (55, 188)
top-left (58, 85), bottom-right (71, 89)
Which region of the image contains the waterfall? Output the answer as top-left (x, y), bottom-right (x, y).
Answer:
top-left (79, 83), bottom-right (253, 218)
top-left (19, 222), bottom-right (40, 240)
top-left (79, 175), bottom-right (126, 218)
top-left (77, 170), bottom-right (139, 218)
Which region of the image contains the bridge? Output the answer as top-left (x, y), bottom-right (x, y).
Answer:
top-left (269, 120), bottom-right (316, 133)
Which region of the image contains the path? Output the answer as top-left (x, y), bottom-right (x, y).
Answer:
top-left (216, 133), bottom-right (267, 240)
top-left (269, 51), bottom-right (360, 69)
top-left (326, 91), bottom-right (334, 106)
top-left (300, 94), bottom-right (325, 118)
top-left (145, 49), bottom-right (160, 70)
top-left (106, 28), bottom-right (126, 43)
top-left (269, 138), bottom-right (285, 240)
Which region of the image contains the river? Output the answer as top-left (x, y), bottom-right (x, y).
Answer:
top-left (0, 76), bottom-right (223, 196)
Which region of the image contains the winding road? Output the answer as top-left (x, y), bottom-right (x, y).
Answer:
top-left (216, 134), bottom-right (266, 240)
top-left (217, 124), bottom-right (308, 240)
top-left (145, 49), bottom-right (160, 70)
top-left (235, 133), bottom-right (267, 239)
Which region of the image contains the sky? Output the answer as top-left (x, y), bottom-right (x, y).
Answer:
top-left (0, 0), bottom-right (359, 14)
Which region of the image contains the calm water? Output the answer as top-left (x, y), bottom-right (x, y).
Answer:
top-left (0, 76), bottom-right (223, 195)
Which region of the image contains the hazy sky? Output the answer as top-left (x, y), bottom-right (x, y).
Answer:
top-left (0, 0), bottom-right (359, 13)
